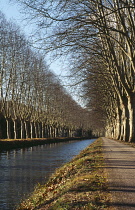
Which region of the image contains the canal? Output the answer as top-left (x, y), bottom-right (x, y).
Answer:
top-left (0, 139), bottom-right (96, 210)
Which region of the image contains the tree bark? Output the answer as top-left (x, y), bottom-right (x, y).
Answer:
top-left (128, 93), bottom-right (135, 142)
top-left (41, 122), bottom-right (44, 138)
top-left (30, 121), bottom-right (34, 139)
top-left (13, 120), bottom-right (17, 139)
top-left (25, 121), bottom-right (29, 139)
top-left (34, 122), bottom-right (38, 138)
top-left (6, 118), bottom-right (11, 139)
top-left (21, 119), bottom-right (25, 139)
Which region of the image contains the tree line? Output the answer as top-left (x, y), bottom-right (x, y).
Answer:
top-left (14, 0), bottom-right (135, 142)
top-left (0, 11), bottom-right (92, 139)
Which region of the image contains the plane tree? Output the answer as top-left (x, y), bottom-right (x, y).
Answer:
top-left (13, 0), bottom-right (135, 141)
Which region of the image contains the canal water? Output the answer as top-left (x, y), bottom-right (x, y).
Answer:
top-left (0, 139), bottom-right (96, 210)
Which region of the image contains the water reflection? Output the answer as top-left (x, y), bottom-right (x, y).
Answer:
top-left (0, 139), bottom-right (95, 210)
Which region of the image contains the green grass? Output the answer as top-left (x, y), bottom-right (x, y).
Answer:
top-left (16, 138), bottom-right (112, 210)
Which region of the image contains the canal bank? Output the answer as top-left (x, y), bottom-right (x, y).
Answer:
top-left (0, 137), bottom-right (89, 151)
top-left (16, 138), bottom-right (112, 210)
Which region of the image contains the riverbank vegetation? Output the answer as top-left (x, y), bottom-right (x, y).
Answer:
top-left (16, 138), bottom-right (112, 210)
top-left (13, 0), bottom-right (135, 142)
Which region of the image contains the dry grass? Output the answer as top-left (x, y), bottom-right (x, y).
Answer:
top-left (16, 138), bottom-right (113, 210)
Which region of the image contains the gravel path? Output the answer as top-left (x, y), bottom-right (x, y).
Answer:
top-left (102, 137), bottom-right (135, 209)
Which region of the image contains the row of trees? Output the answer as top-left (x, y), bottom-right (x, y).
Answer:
top-left (83, 0), bottom-right (135, 141)
top-left (14, 0), bottom-right (135, 142)
top-left (0, 12), bottom-right (92, 139)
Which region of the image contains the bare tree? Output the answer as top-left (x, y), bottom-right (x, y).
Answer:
top-left (13, 0), bottom-right (135, 141)
top-left (0, 9), bottom-right (93, 140)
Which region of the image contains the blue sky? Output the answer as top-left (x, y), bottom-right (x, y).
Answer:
top-left (0, 0), bottom-right (29, 33)
top-left (0, 0), bottom-right (66, 76)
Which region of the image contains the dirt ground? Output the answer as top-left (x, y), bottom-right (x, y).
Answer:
top-left (103, 137), bottom-right (135, 210)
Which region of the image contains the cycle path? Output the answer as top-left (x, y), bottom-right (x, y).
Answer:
top-left (102, 137), bottom-right (135, 210)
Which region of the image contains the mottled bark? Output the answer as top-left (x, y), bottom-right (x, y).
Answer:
top-left (21, 120), bottom-right (25, 139)
top-left (128, 93), bottom-right (135, 142)
top-left (13, 120), bottom-right (17, 139)
top-left (6, 118), bottom-right (11, 139)
top-left (30, 122), bottom-right (34, 139)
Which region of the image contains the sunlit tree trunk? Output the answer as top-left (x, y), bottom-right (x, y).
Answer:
top-left (13, 120), bottom-right (17, 139)
top-left (30, 121), bottom-right (34, 139)
top-left (21, 119), bottom-right (25, 139)
top-left (41, 122), bottom-right (44, 138)
top-left (128, 93), bottom-right (135, 142)
top-left (6, 118), bottom-right (11, 139)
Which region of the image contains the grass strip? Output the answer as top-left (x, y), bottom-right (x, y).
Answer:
top-left (16, 138), bottom-right (112, 210)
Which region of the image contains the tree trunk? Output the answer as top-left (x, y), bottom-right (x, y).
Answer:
top-left (30, 122), bottom-right (34, 139)
top-left (25, 121), bottom-right (29, 139)
top-left (118, 99), bottom-right (130, 142)
top-left (44, 125), bottom-right (47, 138)
top-left (42, 122), bottom-right (44, 138)
top-left (128, 93), bottom-right (135, 142)
top-left (6, 118), bottom-right (11, 139)
top-left (49, 126), bottom-right (52, 138)
top-left (13, 120), bottom-right (17, 139)
top-left (38, 123), bottom-right (41, 138)
top-left (21, 119), bottom-right (25, 139)
top-left (34, 122), bottom-right (38, 138)
top-left (56, 127), bottom-right (58, 137)
top-left (116, 106), bottom-right (122, 140)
